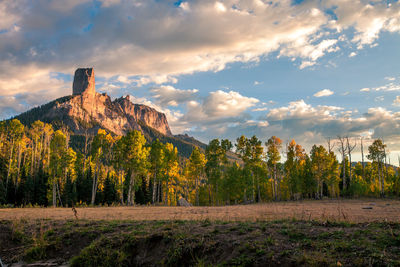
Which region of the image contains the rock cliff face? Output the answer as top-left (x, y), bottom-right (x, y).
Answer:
top-left (18, 68), bottom-right (172, 136)
top-left (73, 68), bottom-right (95, 96)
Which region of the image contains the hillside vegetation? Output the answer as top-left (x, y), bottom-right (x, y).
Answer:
top-left (0, 119), bottom-right (399, 207)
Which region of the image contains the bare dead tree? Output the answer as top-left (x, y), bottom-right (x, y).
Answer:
top-left (360, 137), bottom-right (365, 183)
top-left (337, 136), bottom-right (347, 190)
top-left (346, 136), bottom-right (356, 186)
top-left (383, 139), bottom-right (389, 187)
top-left (326, 137), bottom-right (335, 153)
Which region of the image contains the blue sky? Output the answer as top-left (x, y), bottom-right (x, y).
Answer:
top-left (0, 0), bottom-right (400, 163)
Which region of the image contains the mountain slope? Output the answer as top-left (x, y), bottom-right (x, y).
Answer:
top-left (12, 68), bottom-right (207, 158)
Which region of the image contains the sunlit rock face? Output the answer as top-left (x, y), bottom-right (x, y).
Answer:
top-left (25, 68), bottom-right (172, 136)
top-left (72, 68), bottom-right (95, 97)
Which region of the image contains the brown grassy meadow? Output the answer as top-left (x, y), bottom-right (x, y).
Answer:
top-left (1, 199), bottom-right (399, 222)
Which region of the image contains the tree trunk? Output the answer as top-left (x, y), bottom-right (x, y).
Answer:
top-left (195, 176), bottom-right (199, 206)
top-left (251, 171), bottom-right (255, 203)
top-left (158, 178), bottom-right (162, 203)
top-left (216, 184), bottom-right (219, 206)
top-left (348, 153), bottom-right (352, 186)
top-left (6, 140), bottom-right (15, 194)
top-left (342, 157), bottom-right (346, 191)
top-left (270, 173), bottom-right (275, 200)
top-left (274, 164), bottom-right (278, 201)
top-left (15, 143), bottom-right (22, 193)
top-left (378, 161), bottom-right (382, 197)
top-left (52, 174), bottom-right (57, 207)
top-left (56, 180), bottom-right (63, 207)
top-left (152, 170), bottom-right (157, 204)
top-left (127, 171), bottom-right (135, 205)
top-left (380, 161), bottom-right (385, 197)
top-left (165, 173), bottom-right (169, 206)
top-left (91, 159), bottom-right (99, 205)
top-left (120, 170), bottom-right (124, 205)
top-left (361, 138), bottom-right (365, 182)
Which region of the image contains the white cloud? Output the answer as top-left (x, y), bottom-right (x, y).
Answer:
top-left (349, 52), bottom-right (357, 57)
top-left (314, 89), bottom-right (334, 97)
top-left (132, 75), bottom-right (178, 87)
top-left (327, 0), bottom-right (400, 48)
top-left (252, 107), bottom-right (268, 112)
top-left (150, 85), bottom-right (198, 107)
top-left (393, 96), bottom-right (400, 106)
top-left (202, 90), bottom-right (259, 117)
top-left (299, 61), bottom-right (316, 69)
top-left (214, 2), bottom-right (226, 13)
top-left (385, 76), bottom-right (396, 81)
top-left (374, 82), bottom-right (400, 92)
top-left (360, 87), bottom-right (370, 92)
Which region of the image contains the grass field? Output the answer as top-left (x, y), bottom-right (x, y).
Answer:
top-left (1, 199), bottom-right (400, 266)
top-left (1, 199), bottom-right (399, 222)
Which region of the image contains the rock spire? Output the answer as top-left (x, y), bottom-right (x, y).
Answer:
top-left (72, 68), bottom-right (95, 96)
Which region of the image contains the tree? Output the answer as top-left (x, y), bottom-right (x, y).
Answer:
top-left (187, 147), bottom-right (206, 206)
top-left (346, 137), bottom-right (356, 187)
top-left (121, 130), bottom-right (149, 205)
top-left (149, 139), bottom-right (165, 204)
top-left (367, 139), bottom-right (386, 197)
top-left (310, 145), bottom-right (328, 199)
top-left (112, 136), bottom-right (126, 204)
top-left (5, 119), bottom-right (24, 195)
top-left (205, 139), bottom-right (232, 205)
top-left (50, 130), bottom-right (67, 207)
top-left (236, 135), bottom-right (264, 202)
top-left (90, 129), bottom-right (113, 205)
top-left (162, 143), bottom-right (179, 206)
top-left (266, 136), bottom-right (282, 200)
top-left (337, 136), bottom-right (348, 191)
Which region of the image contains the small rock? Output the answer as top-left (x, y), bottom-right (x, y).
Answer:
top-left (178, 197), bottom-right (192, 207)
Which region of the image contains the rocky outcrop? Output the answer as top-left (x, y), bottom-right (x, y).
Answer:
top-left (73, 68), bottom-right (95, 97)
top-left (17, 68), bottom-right (172, 136)
top-left (45, 93), bottom-right (172, 136)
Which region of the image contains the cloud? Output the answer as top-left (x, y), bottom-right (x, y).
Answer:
top-left (326, 0), bottom-right (400, 48)
top-left (299, 61), bottom-right (316, 69)
top-left (1, 0), bottom-right (399, 99)
top-left (393, 96), bottom-right (400, 106)
top-left (360, 88), bottom-right (370, 92)
top-left (132, 75), bottom-right (178, 87)
top-left (252, 107), bottom-right (268, 112)
top-left (202, 90), bottom-right (259, 117)
top-left (184, 98), bottom-right (400, 156)
top-left (385, 76), bottom-right (396, 81)
top-left (256, 100), bottom-right (400, 151)
top-left (373, 82), bottom-right (400, 92)
top-left (314, 89), bottom-right (334, 97)
top-left (349, 52), bottom-right (357, 57)
top-left (150, 85), bottom-right (198, 107)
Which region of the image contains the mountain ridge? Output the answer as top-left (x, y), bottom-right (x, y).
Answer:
top-left (11, 68), bottom-right (205, 157)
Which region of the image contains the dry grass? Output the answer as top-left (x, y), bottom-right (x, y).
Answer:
top-left (1, 199), bottom-right (399, 222)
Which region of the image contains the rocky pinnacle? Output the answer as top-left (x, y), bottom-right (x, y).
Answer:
top-left (73, 68), bottom-right (95, 96)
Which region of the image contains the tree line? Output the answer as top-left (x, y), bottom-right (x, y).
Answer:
top-left (0, 119), bottom-right (399, 207)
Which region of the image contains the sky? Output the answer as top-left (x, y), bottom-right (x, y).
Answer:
top-left (0, 0), bottom-right (400, 163)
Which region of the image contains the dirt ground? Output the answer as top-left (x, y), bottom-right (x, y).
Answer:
top-left (1, 199), bottom-right (399, 222)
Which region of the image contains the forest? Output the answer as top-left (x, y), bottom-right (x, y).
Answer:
top-left (0, 118), bottom-right (399, 207)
